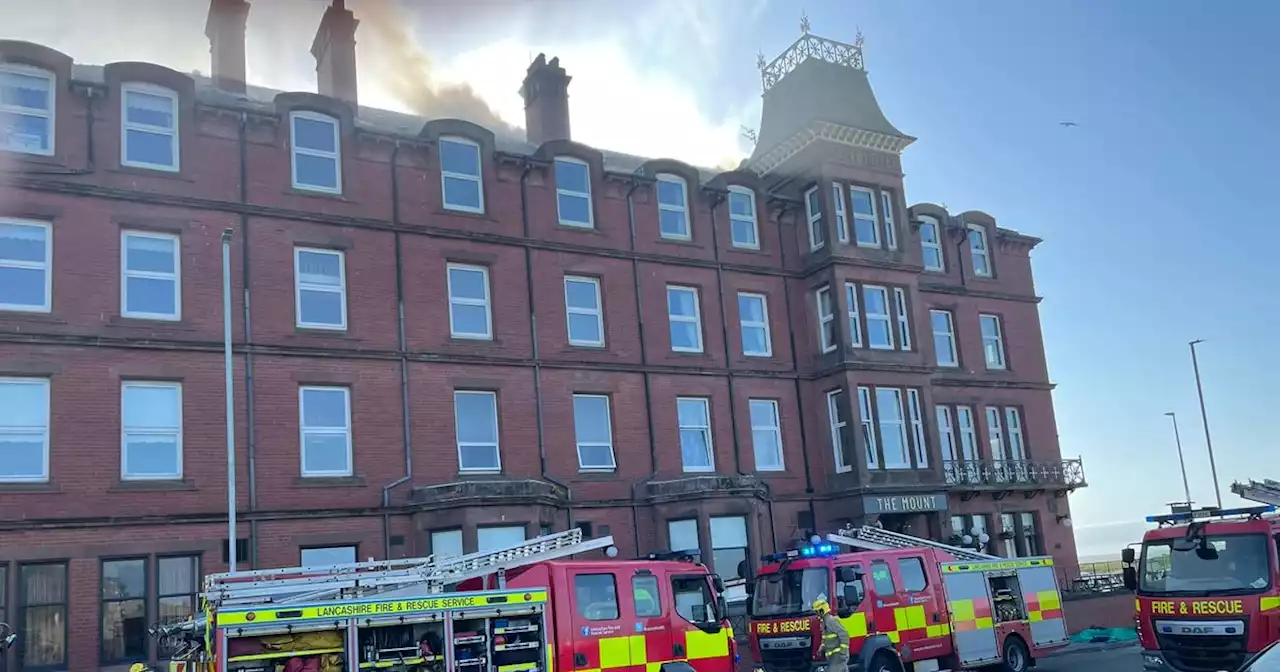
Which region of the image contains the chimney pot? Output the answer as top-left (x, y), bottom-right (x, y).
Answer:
top-left (311, 0), bottom-right (359, 107)
top-left (205, 0), bottom-right (250, 94)
top-left (520, 54), bottom-right (572, 146)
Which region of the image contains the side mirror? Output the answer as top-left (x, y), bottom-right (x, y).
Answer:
top-left (696, 621), bottom-right (723, 635)
top-left (738, 560), bottom-right (755, 581)
top-left (1122, 566), bottom-right (1138, 591)
top-left (1121, 548), bottom-right (1135, 564)
top-left (712, 576), bottom-right (726, 593)
top-left (744, 580), bottom-right (755, 597)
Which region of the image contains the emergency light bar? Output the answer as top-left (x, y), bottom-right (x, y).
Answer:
top-left (1146, 504), bottom-right (1275, 524)
top-left (760, 542), bottom-right (839, 563)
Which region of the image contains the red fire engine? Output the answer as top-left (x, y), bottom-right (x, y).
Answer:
top-left (1123, 479), bottom-right (1280, 672)
top-left (746, 526), bottom-right (1069, 672)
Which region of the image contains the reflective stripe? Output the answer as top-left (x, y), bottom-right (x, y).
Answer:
top-left (949, 597), bottom-right (994, 631)
top-left (1262, 597), bottom-right (1280, 613)
top-left (941, 558), bottom-right (1054, 573)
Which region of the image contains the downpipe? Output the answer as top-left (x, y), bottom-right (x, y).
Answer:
top-left (382, 140), bottom-right (413, 559)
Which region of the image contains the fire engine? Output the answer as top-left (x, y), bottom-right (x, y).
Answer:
top-left (0, 622), bottom-right (14, 652)
top-left (1123, 478), bottom-right (1280, 672)
top-left (746, 526), bottom-right (1069, 672)
top-left (149, 529), bottom-right (737, 672)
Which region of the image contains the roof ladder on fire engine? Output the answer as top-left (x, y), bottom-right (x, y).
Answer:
top-left (826, 526), bottom-right (1001, 562)
top-left (202, 528), bottom-right (616, 611)
top-left (1231, 479), bottom-right (1280, 508)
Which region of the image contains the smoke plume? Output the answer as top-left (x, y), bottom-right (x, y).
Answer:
top-left (352, 0), bottom-right (522, 139)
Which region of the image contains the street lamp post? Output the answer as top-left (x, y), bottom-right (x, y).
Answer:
top-left (1189, 339), bottom-right (1223, 509)
top-left (222, 228), bottom-right (238, 573)
top-left (1164, 412), bottom-right (1192, 506)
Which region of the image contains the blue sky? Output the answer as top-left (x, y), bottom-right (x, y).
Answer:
top-left (4, 0), bottom-right (1275, 559)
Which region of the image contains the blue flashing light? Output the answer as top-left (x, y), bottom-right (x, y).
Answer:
top-left (761, 543), bottom-right (839, 564)
top-left (1146, 504), bottom-right (1275, 524)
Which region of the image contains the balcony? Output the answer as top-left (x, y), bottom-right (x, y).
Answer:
top-left (942, 459), bottom-right (1086, 499)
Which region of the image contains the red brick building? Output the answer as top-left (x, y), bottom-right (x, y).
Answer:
top-left (0, 1), bottom-right (1085, 669)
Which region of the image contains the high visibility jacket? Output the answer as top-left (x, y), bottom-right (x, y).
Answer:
top-left (819, 613), bottom-right (849, 658)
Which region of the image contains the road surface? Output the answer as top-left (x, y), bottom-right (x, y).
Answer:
top-left (1038, 644), bottom-right (1140, 672)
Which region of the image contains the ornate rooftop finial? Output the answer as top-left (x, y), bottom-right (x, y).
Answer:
top-left (855, 26), bottom-right (865, 50)
top-left (800, 11), bottom-right (812, 35)
top-left (756, 50), bottom-right (766, 71)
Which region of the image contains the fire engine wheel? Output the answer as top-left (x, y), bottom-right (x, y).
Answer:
top-left (867, 651), bottom-right (900, 672)
top-left (1002, 637), bottom-right (1030, 672)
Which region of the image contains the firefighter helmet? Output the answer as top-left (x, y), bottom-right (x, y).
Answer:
top-left (812, 597), bottom-right (831, 615)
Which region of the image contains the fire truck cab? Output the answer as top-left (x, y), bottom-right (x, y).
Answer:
top-left (1123, 503), bottom-right (1280, 672)
top-left (746, 527), bottom-right (1069, 672)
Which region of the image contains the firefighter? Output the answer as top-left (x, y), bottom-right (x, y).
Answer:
top-left (812, 597), bottom-right (849, 672)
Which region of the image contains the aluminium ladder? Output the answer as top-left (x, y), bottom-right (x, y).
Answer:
top-left (826, 525), bottom-right (1000, 562)
top-left (1231, 479), bottom-right (1280, 508)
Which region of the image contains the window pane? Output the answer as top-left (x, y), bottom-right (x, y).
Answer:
top-left (124, 435), bottom-right (180, 477)
top-left (450, 303), bottom-right (489, 335)
top-left (478, 526), bottom-right (525, 552)
top-left (449, 267), bottom-right (487, 300)
top-left (299, 290), bottom-right (343, 325)
top-left (555, 159), bottom-right (589, 193)
top-left (0, 223), bottom-right (46, 262)
top-left (295, 153), bottom-right (338, 189)
top-left (659, 209), bottom-right (688, 237)
top-left (301, 388), bottom-right (348, 428)
top-left (850, 190), bottom-right (874, 215)
top-left (432, 530), bottom-right (463, 559)
top-left (565, 279), bottom-right (598, 310)
top-left (680, 430), bottom-right (711, 468)
top-left (573, 396), bottom-right (611, 444)
top-left (125, 128), bottom-right (175, 166)
top-left (102, 559), bottom-right (145, 599)
top-left (898, 558), bottom-right (928, 592)
top-left (297, 250), bottom-right (342, 284)
top-left (440, 139), bottom-right (480, 175)
top-left (670, 324), bottom-right (699, 349)
top-left (101, 598), bottom-right (146, 663)
top-left (301, 546), bottom-right (356, 567)
top-left (301, 434), bottom-right (350, 473)
top-left (0, 436), bottom-right (44, 479)
top-left (633, 576), bottom-right (662, 617)
top-left (667, 289), bottom-right (696, 317)
top-left (125, 234), bottom-right (176, 273)
top-left (738, 295), bottom-right (764, 322)
top-left (669, 519), bottom-right (699, 551)
top-left (123, 385), bottom-right (180, 428)
top-left (125, 90), bottom-right (173, 128)
top-left (125, 276), bottom-right (175, 315)
top-left (0, 380), bottom-right (48, 425)
top-left (0, 267), bottom-right (45, 309)
top-left (732, 219), bottom-right (756, 246)
top-left (1, 71), bottom-right (51, 110)
top-left (0, 110), bottom-right (50, 152)
top-left (657, 179), bottom-right (685, 207)
top-left (157, 557), bottom-right (196, 595)
top-left (574, 574), bottom-right (620, 621)
top-left (21, 563), bottom-right (66, 668)
top-left (710, 516), bottom-right (747, 548)
top-left (455, 393), bottom-right (497, 443)
top-left (568, 313), bottom-right (602, 343)
top-left (443, 175), bottom-right (482, 209)
top-left (293, 116), bottom-right (336, 152)
top-left (459, 445), bottom-right (499, 470)
top-left (729, 191), bottom-right (753, 218)
top-left (558, 192), bottom-right (591, 224)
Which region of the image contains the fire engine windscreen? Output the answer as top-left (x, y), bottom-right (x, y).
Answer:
top-left (752, 568), bottom-right (828, 617)
top-left (1139, 534), bottom-right (1272, 594)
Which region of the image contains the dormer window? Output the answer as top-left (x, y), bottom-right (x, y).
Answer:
top-left (919, 215), bottom-right (945, 272)
top-left (727, 186), bottom-right (758, 249)
top-left (440, 136), bottom-right (484, 213)
top-left (121, 83), bottom-right (178, 171)
top-left (289, 111), bottom-right (341, 194)
top-left (0, 63), bottom-right (55, 156)
top-left (656, 173), bottom-right (690, 240)
top-left (804, 186), bottom-right (823, 251)
top-left (554, 157), bottom-right (592, 227)
top-left (968, 224), bottom-right (993, 277)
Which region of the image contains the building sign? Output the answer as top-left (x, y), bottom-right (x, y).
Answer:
top-left (862, 492), bottom-right (948, 515)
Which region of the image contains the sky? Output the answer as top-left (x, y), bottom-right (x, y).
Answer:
top-left (3, 0), bottom-right (1277, 561)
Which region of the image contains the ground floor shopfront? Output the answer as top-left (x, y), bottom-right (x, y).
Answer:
top-left (0, 490), bottom-right (1077, 672)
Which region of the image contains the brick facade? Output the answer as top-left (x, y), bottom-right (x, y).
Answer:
top-left (0, 10), bottom-right (1084, 671)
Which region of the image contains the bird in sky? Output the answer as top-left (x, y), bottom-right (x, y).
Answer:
top-left (1059, 121), bottom-right (1079, 127)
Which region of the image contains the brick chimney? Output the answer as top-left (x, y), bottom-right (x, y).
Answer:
top-left (310, 0), bottom-right (359, 106)
top-left (204, 0), bottom-right (251, 94)
top-left (520, 54), bottom-right (572, 145)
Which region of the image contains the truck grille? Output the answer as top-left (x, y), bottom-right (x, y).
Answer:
top-left (758, 637), bottom-right (812, 672)
top-left (1155, 631), bottom-right (1249, 672)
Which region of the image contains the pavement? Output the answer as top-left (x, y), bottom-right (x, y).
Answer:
top-left (1038, 641), bottom-right (1141, 671)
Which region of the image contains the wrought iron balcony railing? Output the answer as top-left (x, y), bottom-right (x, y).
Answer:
top-left (942, 458), bottom-right (1086, 490)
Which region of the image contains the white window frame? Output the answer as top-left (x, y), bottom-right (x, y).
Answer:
top-left (554, 156), bottom-right (593, 228)
top-left (298, 385), bottom-right (354, 477)
top-left (850, 186), bottom-right (880, 248)
top-left (120, 230), bottom-right (181, 321)
top-left (968, 224), bottom-right (993, 277)
top-left (844, 283), bottom-right (862, 348)
top-left (289, 110), bottom-right (341, 194)
top-left (832, 183), bottom-right (849, 244)
top-left (816, 285), bottom-right (836, 353)
top-left (804, 186), bottom-right (824, 251)
top-left (980, 313), bottom-right (1007, 370)
top-left (862, 285), bottom-right (894, 350)
top-left (920, 215), bottom-right (945, 272)
top-left (668, 519), bottom-right (700, 554)
top-left (907, 389), bottom-right (927, 468)
top-left (300, 546), bottom-right (356, 567)
top-left (737, 292), bottom-right (772, 357)
top-left (748, 399), bottom-right (784, 471)
top-left (656, 173), bottom-right (691, 240)
top-left (431, 529), bottom-right (464, 559)
top-left (931, 310), bottom-right (958, 367)
top-left (293, 247), bottom-right (347, 330)
top-left (677, 396), bottom-right (714, 473)
top-left (986, 406), bottom-right (1005, 461)
top-left (564, 275), bottom-right (604, 347)
top-left (876, 388), bottom-right (909, 470)
top-left (826, 389), bottom-right (850, 473)
top-left (478, 525), bottom-right (527, 552)
top-left (447, 263), bottom-right (493, 340)
top-left (120, 82), bottom-right (179, 172)
top-left (881, 190), bottom-right (898, 250)
top-left (0, 377), bottom-right (51, 483)
top-left (956, 406), bottom-right (978, 460)
top-left (572, 394), bottom-right (616, 471)
top-left (893, 287), bottom-right (911, 351)
top-left (1005, 407), bottom-right (1027, 460)
top-left (455, 390), bottom-right (501, 472)
top-left (936, 406), bottom-right (957, 461)
top-left (0, 218), bottom-right (52, 313)
top-left (0, 63), bottom-right (55, 156)
top-left (439, 136), bottom-right (485, 214)
top-left (121, 381), bottom-right (183, 480)
top-left (727, 185), bottom-right (759, 249)
top-left (666, 285), bottom-right (703, 353)
top-left (858, 386), bottom-right (879, 469)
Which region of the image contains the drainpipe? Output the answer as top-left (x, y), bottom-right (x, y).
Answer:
top-left (236, 111), bottom-right (259, 568)
top-left (519, 156), bottom-right (573, 532)
top-left (381, 140), bottom-right (413, 559)
top-left (626, 175), bottom-right (656, 554)
top-left (706, 189), bottom-right (744, 475)
top-left (773, 199), bottom-right (818, 532)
